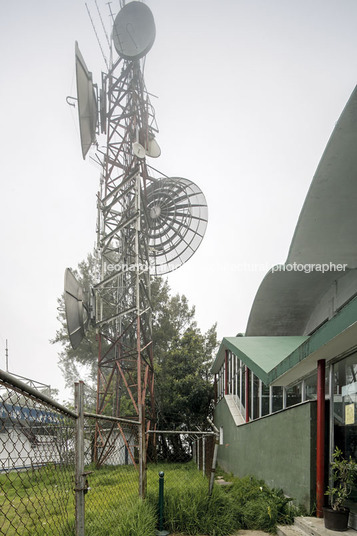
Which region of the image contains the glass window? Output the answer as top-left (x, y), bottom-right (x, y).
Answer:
top-left (241, 365), bottom-right (246, 415)
top-left (287, 383), bottom-right (302, 407)
top-left (305, 372), bottom-right (317, 400)
top-left (228, 352), bottom-right (232, 394)
top-left (333, 352), bottom-right (357, 512)
top-left (237, 359), bottom-right (241, 400)
top-left (272, 386), bottom-right (283, 412)
top-left (252, 374), bottom-right (260, 420)
top-left (334, 353), bottom-right (357, 458)
top-left (261, 383), bottom-right (270, 416)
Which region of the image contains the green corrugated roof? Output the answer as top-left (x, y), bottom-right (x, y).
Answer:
top-left (212, 336), bottom-right (308, 384)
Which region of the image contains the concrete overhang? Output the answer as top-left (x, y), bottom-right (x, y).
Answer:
top-left (270, 320), bottom-right (357, 386)
top-left (246, 269), bottom-right (340, 336)
top-left (269, 295), bottom-right (357, 385)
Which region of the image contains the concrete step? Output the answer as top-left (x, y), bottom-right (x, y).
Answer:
top-left (277, 523), bottom-right (305, 536)
top-left (296, 516), bottom-right (356, 536)
top-left (278, 517), bottom-right (356, 536)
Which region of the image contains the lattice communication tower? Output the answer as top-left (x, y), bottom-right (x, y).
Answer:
top-left (64, 1), bottom-right (208, 494)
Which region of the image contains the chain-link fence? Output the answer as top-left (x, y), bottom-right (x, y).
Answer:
top-left (146, 430), bottom-right (217, 494)
top-left (0, 374), bottom-right (142, 536)
top-left (0, 371), bottom-right (218, 535)
top-left (145, 430), bottom-right (218, 534)
top-left (80, 397), bottom-right (141, 534)
top-left (0, 371), bottom-right (77, 536)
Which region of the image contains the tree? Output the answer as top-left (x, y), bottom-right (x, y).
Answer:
top-left (52, 255), bottom-right (218, 437)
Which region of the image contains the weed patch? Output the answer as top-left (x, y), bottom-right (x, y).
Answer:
top-left (0, 461), bottom-right (298, 535)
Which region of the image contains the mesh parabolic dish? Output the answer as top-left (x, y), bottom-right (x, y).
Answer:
top-left (142, 177), bottom-right (208, 274)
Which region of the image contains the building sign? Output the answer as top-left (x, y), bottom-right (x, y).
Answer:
top-left (345, 403), bottom-right (355, 425)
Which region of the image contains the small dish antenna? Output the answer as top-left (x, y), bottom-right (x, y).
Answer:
top-left (64, 268), bottom-right (93, 350)
top-left (112, 1), bottom-right (156, 60)
top-left (75, 41), bottom-right (98, 159)
top-left (138, 129), bottom-right (161, 158)
top-left (145, 136), bottom-right (161, 158)
top-left (143, 177), bottom-right (208, 274)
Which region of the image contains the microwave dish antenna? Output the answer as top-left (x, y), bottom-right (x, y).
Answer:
top-left (75, 41), bottom-right (98, 159)
top-left (142, 177), bottom-right (208, 274)
top-left (64, 268), bottom-right (94, 350)
top-left (112, 1), bottom-right (156, 60)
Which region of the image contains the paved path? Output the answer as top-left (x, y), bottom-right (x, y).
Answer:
top-left (171, 531), bottom-right (269, 536)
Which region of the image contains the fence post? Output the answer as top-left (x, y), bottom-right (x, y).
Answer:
top-left (138, 403), bottom-right (147, 498)
top-left (157, 471), bottom-right (169, 536)
top-left (207, 418), bottom-right (220, 496)
top-left (75, 381), bottom-right (85, 536)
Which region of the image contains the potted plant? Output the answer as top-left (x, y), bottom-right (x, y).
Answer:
top-left (323, 447), bottom-right (357, 531)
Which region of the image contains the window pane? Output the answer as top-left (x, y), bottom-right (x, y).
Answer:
top-left (262, 383), bottom-right (270, 416)
top-left (272, 386), bottom-right (283, 412)
top-left (287, 383), bottom-right (302, 407)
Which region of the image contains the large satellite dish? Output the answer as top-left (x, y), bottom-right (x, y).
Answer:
top-left (75, 41), bottom-right (98, 159)
top-left (113, 1), bottom-right (156, 60)
top-left (143, 177), bottom-right (208, 274)
top-left (64, 268), bottom-right (90, 350)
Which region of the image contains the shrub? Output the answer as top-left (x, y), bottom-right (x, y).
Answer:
top-left (242, 496), bottom-right (278, 532)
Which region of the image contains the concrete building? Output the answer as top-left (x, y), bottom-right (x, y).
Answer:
top-left (212, 85), bottom-right (357, 526)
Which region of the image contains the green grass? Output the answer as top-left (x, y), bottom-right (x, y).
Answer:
top-left (0, 465), bottom-right (75, 535)
top-left (0, 462), bottom-right (298, 536)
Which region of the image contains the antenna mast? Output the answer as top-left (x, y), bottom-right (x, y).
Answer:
top-left (65, 1), bottom-right (208, 498)
top-left (5, 339), bottom-right (8, 372)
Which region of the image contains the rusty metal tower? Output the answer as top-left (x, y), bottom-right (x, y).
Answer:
top-left (64, 1), bottom-right (208, 496)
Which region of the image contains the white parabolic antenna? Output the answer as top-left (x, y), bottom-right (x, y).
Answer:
top-left (112, 1), bottom-right (156, 60)
top-left (64, 268), bottom-right (90, 350)
top-left (75, 41), bottom-right (98, 159)
top-left (143, 177), bottom-right (208, 274)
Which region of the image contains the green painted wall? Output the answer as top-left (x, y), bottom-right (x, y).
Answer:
top-left (214, 398), bottom-right (317, 509)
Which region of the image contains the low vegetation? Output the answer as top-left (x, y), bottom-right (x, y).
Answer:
top-left (0, 462), bottom-right (298, 535)
top-left (147, 464), bottom-right (297, 535)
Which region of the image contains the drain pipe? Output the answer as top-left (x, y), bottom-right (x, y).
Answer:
top-left (316, 359), bottom-right (326, 518)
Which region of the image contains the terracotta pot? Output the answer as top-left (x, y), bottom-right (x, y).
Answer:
top-left (323, 506), bottom-right (350, 531)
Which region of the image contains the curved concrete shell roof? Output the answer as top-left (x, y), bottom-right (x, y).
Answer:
top-left (246, 268), bottom-right (340, 336)
top-left (287, 86), bottom-right (357, 267)
top-left (246, 85), bottom-right (357, 336)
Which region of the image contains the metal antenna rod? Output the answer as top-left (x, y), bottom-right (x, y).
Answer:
top-left (107, 2), bottom-right (116, 25)
top-left (85, 2), bottom-right (109, 69)
top-left (5, 339), bottom-right (8, 372)
top-left (95, 0), bottom-right (111, 48)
